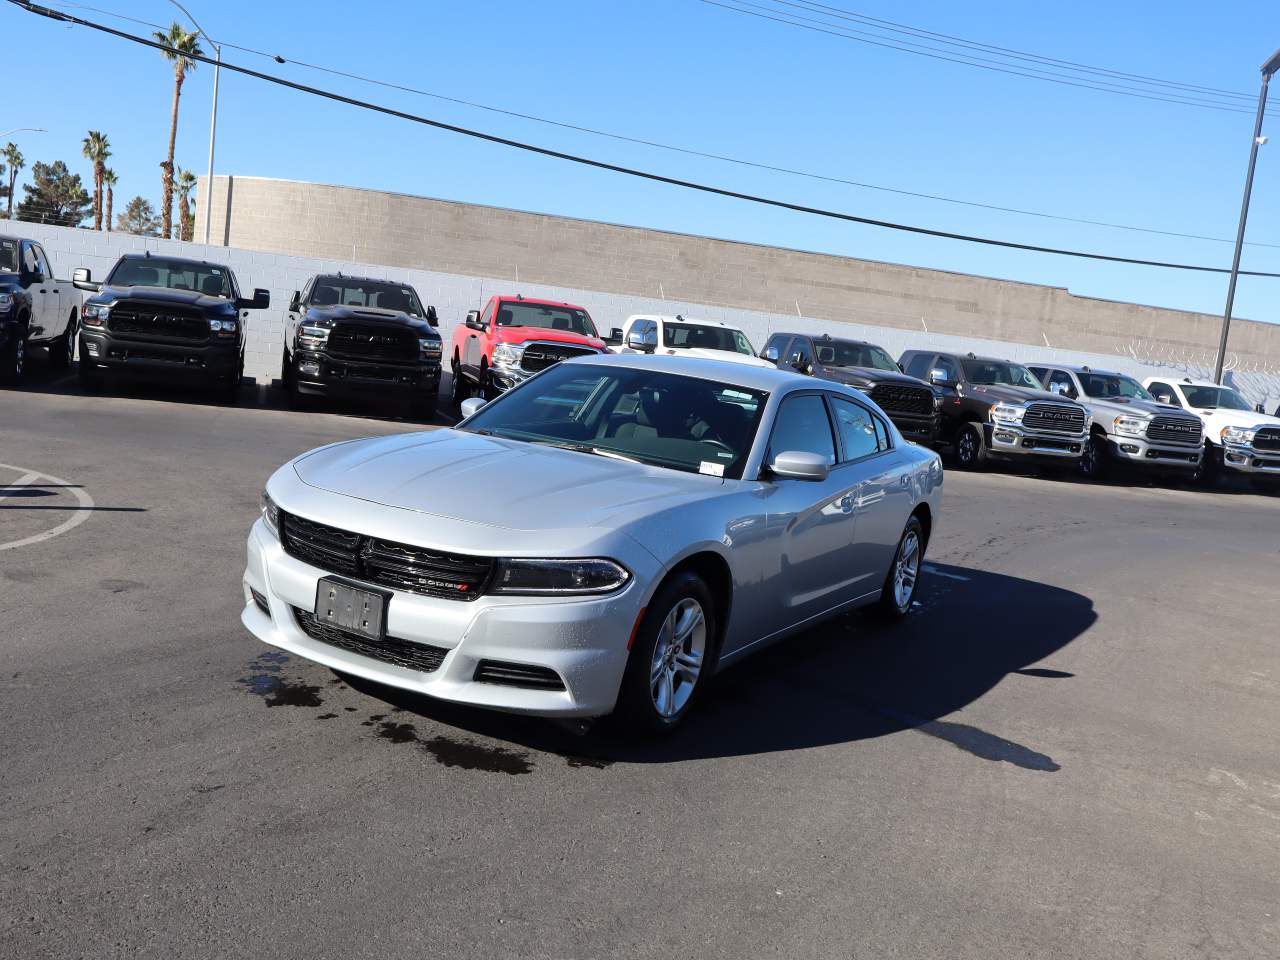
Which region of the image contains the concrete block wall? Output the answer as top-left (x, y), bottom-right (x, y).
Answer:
top-left (8, 217), bottom-right (1280, 411)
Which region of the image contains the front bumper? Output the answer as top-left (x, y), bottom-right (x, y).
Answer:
top-left (79, 328), bottom-right (239, 378)
top-left (985, 422), bottom-right (1085, 460)
top-left (888, 413), bottom-right (942, 445)
top-left (1221, 441), bottom-right (1280, 475)
top-left (294, 349), bottom-right (441, 396)
top-left (1105, 434), bottom-right (1202, 471)
top-left (241, 519), bottom-right (640, 718)
top-left (487, 361), bottom-right (530, 394)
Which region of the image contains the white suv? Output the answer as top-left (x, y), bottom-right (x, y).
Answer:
top-left (1143, 376), bottom-right (1280, 490)
top-left (613, 314), bottom-right (773, 368)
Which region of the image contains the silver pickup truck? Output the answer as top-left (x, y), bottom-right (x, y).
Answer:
top-left (1029, 364), bottom-right (1204, 480)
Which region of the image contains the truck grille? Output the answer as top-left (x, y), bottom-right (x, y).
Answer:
top-left (279, 511), bottom-right (494, 601)
top-left (520, 342), bottom-right (598, 373)
top-left (293, 607), bottom-right (447, 672)
top-left (328, 323), bottom-right (418, 361)
top-left (870, 383), bottom-right (935, 416)
top-left (1254, 428), bottom-right (1280, 452)
top-left (108, 305), bottom-right (208, 343)
top-left (1146, 415), bottom-right (1202, 446)
top-left (1022, 403), bottom-right (1086, 434)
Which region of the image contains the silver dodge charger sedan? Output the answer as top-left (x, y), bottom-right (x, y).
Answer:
top-left (243, 354), bottom-right (943, 732)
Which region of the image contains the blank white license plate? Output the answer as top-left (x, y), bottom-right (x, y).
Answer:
top-left (315, 577), bottom-right (389, 640)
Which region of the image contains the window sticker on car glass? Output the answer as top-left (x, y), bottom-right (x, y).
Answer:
top-left (699, 461), bottom-right (726, 477)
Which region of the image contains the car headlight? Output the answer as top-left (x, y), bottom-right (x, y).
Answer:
top-left (419, 337), bottom-right (442, 360)
top-left (1113, 415), bottom-right (1150, 438)
top-left (1222, 425), bottom-right (1256, 445)
top-left (260, 491), bottom-right (280, 536)
top-left (209, 318), bottom-right (238, 338)
top-left (492, 343), bottom-right (524, 368)
top-left (991, 403), bottom-right (1024, 423)
top-left (491, 558), bottom-right (630, 595)
top-left (297, 324), bottom-right (329, 349)
top-left (82, 302), bottom-right (110, 326)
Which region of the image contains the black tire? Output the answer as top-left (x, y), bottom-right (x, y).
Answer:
top-left (0, 326), bottom-right (25, 385)
top-left (1191, 443), bottom-right (1219, 488)
top-left (214, 355), bottom-right (243, 405)
top-left (280, 346), bottom-right (294, 389)
top-left (955, 422), bottom-right (988, 470)
top-left (450, 357), bottom-right (468, 408)
top-left (480, 363), bottom-right (499, 401)
top-left (409, 390), bottom-right (438, 423)
top-left (287, 377), bottom-right (311, 411)
top-left (1079, 432), bottom-right (1108, 481)
top-left (1250, 477), bottom-right (1280, 495)
top-left (77, 337), bottom-right (103, 391)
top-left (614, 571), bottom-right (717, 735)
top-left (49, 313), bottom-right (77, 370)
top-left (875, 515), bottom-right (926, 620)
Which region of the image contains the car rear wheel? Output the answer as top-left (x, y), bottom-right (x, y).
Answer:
top-left (955, 422), bottom-right (987, 470)
top-left (615, 571), bottom-right (716, 734)
top-left (876, 515), bottom-right (925, 619)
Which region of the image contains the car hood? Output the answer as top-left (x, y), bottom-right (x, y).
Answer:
top-left (98, 285), bottom-right (232, 310)
top-left (495, 325), bottom-right (606, 350)
top-left (1083, 396), bottom-right (1195, 419)
top-left (968, 383), bottom-right (1070, 405)
top-left (658, 347), bottom-right (775, 368)
top-left (1189, 407), bottom-right (1280, 431)
top-left (292, 430), bottom-right (725, 533)
top-left (305, 305), bottom-right (436, 336)
top-left (822, 366), bottom-right (931, 389)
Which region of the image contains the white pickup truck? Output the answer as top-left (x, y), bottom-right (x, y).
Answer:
top-left (610, 313), bottom-right (774, 369)
top-left (0, 234), bottom-right (79, 383)
top-left (1143, 375), bottom-right (1280, 491)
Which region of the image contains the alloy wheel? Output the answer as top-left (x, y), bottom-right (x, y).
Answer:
top-left (893, 531), bottom-right (921, 611)
top-left (64, 319), bottom-right (77, 365)
top-left (958, 430), bottom-right (976, 464)
top-left (12, 338), bottom-right (24, 379)
top-left (1080, 436), bottom-right (1100, 477)
top-left (649, 597), bottom-right (707, 720)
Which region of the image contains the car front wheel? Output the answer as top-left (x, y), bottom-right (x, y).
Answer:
top-left (955, 422), bottom-right (987, 470)
top-left (1079, 433), bottom-right (1108, 480)
top-left (876, 515), bottom-right (926, 618)
top-left (0, 333), bottom-right (24, 385)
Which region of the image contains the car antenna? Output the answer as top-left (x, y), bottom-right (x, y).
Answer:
top-left (967, 351), bottom-right (976, 359)
top-left (675, 314), bottom-right (684, 321)
top-left (143, 249), bottom-right (150, 258)
top-left (1082, 365), bottom-right (1090, 371)
top-left (516, 293), bottom-right (524, 300)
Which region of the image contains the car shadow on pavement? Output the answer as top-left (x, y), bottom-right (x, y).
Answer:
top-left (343, 563), bottom-right (1096, 768)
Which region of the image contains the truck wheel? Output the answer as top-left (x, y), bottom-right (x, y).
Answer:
top-left (50, 314), bottom-right (77, 370)
top-left (215, 356), bottom-right (243, 405)
top-left (450, 358), bottom-right (467, 408)
top-left (480, 363), bottom-right (499, 401)
top-left (409, 390), bottom-right (438, 423)
top-left (1249, 477), bottom-right (1279, 495)
top-left (1079, 433), bottom-right (1108, 480)
top-left (1190, 443), bottom-right (1219, 488)
top-left (280, 347), bottom-right (294, 389)
top-left (955, 422), bottom-right (987, 470)
top-left (0, 330), bottom-right (24, 385)
top-left (77, 337), bottom-right (103, 391)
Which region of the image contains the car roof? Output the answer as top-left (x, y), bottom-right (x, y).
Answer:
top-left (567, 351), bottom-right (822, 392)
top-left (118, 253), bottom-right (227, 269)
top-left (1045, 364), bottom-right (1127, 378)
top-left (776, 331), bottom-right (880, 348)
top-left (315, 273), bottom-right (409, 286)
top-left (1145, 376), bottom-right (1224, 389)
top-left (626, 314), bottom-right (745, 330)
top-left (495, 294), bottom-right (587, 310)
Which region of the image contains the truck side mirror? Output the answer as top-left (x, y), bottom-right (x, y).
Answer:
top-left (604, 327), bottom-right (624, 345)
top-left (1153, 391), bottom-right (1173, 404)
top-left (762, 346), bottom-right (780, 362)
top-left (288, 290), bottom-right (300, 312)
top-left (1255, 402), bottom-right (1266, 413)
top-left (237, 288), bottom-right (270, 310)
top-left (464, 309), bottom-right (481, 330)
top-left (72, 267), bottom-right (101, 292)
top-left (1049, 382), bottom-right (1068, 396)
top-left (426, 305), bottom-right (439, 327)
top-left (929, 368), bottom-right (954, 388)
top-left (626, 327), bottom-right (657, 353)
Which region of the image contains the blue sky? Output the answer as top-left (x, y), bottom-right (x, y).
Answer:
top-left (3, 0), bottom-right (1278, 323)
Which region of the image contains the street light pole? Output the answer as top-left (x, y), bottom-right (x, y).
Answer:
top-left (166, 1), bottom-right (220, 246)
top-left (0, 128), bottom-right (46, 139)
top-left (1213, 47), bottom-right (1280, 384)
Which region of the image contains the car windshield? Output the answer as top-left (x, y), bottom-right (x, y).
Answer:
top-left (310, 278), bottom-right (424, 317)
top-left (496, 301), bottom-right (597, 337)
top-left (461, 365), bottom-right (768, 480)
top-left (108, 257), bottom-right (232, 298)
top-left (662, 323), bottom-right (755, 356)
top-left (1181, 385), bottom-right (1253, 411)
top-left (962, 359), bottom-right (1042, 388)
top-left (1080, 373), bottom-right (1153, 400)
top-left (814, 341), bottom-right (899, 372)
top-left (0, 239), bottom-right (17, 273)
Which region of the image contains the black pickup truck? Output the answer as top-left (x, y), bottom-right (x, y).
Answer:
top-left (281, 274), bottom-right (443, 419)
top-left (73, 253), bottom-right (269, 400)
top-left (759, 332), bottom-right (941, 443)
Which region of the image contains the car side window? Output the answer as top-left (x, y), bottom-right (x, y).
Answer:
top-left (1028, 366), bottom-right (1049, 385)
top-left (787, 338), bottom-right (813, 372)
top-left (1047, 370), bottom-right (1077, 398)
top-left (769, 394), bottom-right (836, 465)
top-left (903, 353), bottom-right (934, 379)
top-left (32, 244), bottom-right (53, 279)
top-left (830, 396), bottom-right (887, 461)
top-left (21, 243), bottom-right (43, 278)
top-left (762, 334), bottom-right (790, 363)
top-left (1148, 381), bottom-right (1179, 406)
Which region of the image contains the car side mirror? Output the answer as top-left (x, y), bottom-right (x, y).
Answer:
top-left (464, 309), bottom-right (481, 330)
top-left (768, 451), bottom-right (830, 482)
top-left (1049, 382), bottom-right (1068, 396)
top-left (929, 368), bottom-right (955, 388)
top-left (626, 327), bottom-right (657, 353)
top-left (1154, 392), bottom-right (1173, 404)
top-left (72, 267), bottom-right (100, 292)
top-left (425, 305), bottom-right (439, 327)
top-left (237, 288), bottom-right (270, 310)
top-left (604, 327), bottom-right (624, 345)
top-left (459, 396), bottom-right (486, 419)
top-left (1255, 402), bottom-right (1265, 413)
top-left (762, 346), bottom-right (780, 362)
top-left (288, 290), bottom-right (300, 312)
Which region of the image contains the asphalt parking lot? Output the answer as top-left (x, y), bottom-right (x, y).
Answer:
top-left (3, 367), bottom-right (1279, 960)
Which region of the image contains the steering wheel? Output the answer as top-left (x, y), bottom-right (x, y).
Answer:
top-left (700, 438), bottom-right (735, 456)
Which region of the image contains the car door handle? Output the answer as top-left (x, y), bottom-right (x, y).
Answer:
top-left (900, 475), bottom-right (911, 487)
top-left (39, 288), bottom-right (47, 294)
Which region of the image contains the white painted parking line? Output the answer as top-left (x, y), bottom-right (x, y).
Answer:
top-left (923, 565), bottom-right (970, 581)
top-left (0, 463), bottom-right (96, 552)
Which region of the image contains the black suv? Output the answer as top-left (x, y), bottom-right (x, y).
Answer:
top-left (73, 254), bottom-right (269, 400)
top-left (281, 274), bottom-right (443, 419)
top-left (759, 332), bottom-right (940, 443)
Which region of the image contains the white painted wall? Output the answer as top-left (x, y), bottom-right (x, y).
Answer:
top-left (7, 218), bottom-right (1278, 412)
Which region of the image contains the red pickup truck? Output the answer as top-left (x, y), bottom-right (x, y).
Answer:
top-left (449, 295), bottom-right (606, 405)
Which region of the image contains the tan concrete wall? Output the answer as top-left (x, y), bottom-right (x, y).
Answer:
top-left (196, 175), bottom-right (1280, 369)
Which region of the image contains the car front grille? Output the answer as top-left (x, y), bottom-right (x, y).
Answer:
top-left (519, 342), bottom-right (598, 373)
top-left (1022, 403), bottom-right (1086, 434)
top-left (328, 323), bottom-right (418, 361)
top-left (293, 607), bottom-right (447, 672)
top-left (870, 383), bottom-right (935, 416)
top-left (1253, 428), bottom-right (1280, 452)
top-left (474, 660), bottom-right (566, 691)
top-left (1146, 415), bottom-right (1203, 446)
top-left (279, 511), bottom-right (494, 601)
top-left (108, 305), bottom-right (209, 343)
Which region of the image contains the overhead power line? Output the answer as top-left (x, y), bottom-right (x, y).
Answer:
top-left (46, 0), bottom-right (1280, 250)
top-left (10, 0), bottom-right (1279, 280)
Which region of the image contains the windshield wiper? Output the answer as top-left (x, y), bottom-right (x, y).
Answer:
top-left (529, 439), bottom-right (643, 463)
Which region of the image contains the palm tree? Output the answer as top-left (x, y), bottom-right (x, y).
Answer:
top-left (3, 143), bottom-right (23, 220)
top-left (103, 168), bottom-right (118, 232)
top-left (154, 21), bottom-right (202, 239)
top-left (175, 167), bottom-right (197, 241)
top-left (81, 130), bottom-right (111, 230)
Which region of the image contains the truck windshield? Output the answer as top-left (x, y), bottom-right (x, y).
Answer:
top-left (310, 278), bottom-right (425, 317)
top-left (962, 359), bottom-right (1042, 389)
top-left (1080, 374), bottom-right (1153, 400)
top-left (815, 341), bottom-right (899, 372)
top-left (108, 258), bottom-right (231, 298)
top-left (0, 239), bottom-right (17, 273)
top-left (461, 365), bottom-right (767, 480)
top-left (1181, 385), bottom-right (1253, 411)
top-left (495, 301), bottom-right (596, 336)
top-left (662, 323), bottom-right (755, 356)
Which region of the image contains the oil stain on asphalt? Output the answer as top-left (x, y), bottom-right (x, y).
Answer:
top-left (238, 651), bottom-right (324, 707)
